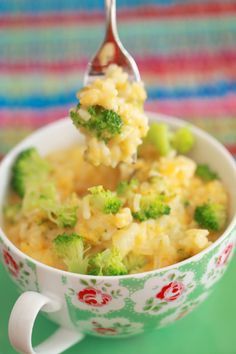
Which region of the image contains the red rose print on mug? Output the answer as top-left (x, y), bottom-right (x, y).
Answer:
top-left (3, 250), bottom-right (19, 277)
top-left (156, 281), bottom-right (184, 302)
top-left (94, 327), bottom-right (117, 335)
top-left (201, 240), bottom-right (235, 289)
top-left (77, 318), bottom-right (143, 337)
top-left (78, 287), bottom-right (112, 307)
top-left (131, 270), bottom-right (195, 315)
top-left (216, 243), bottom-right (234, 267)
top-left (67, 280), bottom-right (129, 313)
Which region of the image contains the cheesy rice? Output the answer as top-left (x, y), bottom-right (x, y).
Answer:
top-left (4, 145), bottom-right (228, 273)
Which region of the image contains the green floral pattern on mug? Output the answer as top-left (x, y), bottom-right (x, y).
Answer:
top-left (63, 226), bottom-right (235, 336)
top-left (76, 317), bottom-right (144, 337)
top-left (201, 238), bottom-right (235, 288)
top-left (158, 292), bottom-right (210, 328)
top-left (131, 269), bottom-right (196, 315)
top-left (0, 225), bottom-right (235, 338)
top-left (66, 277), bottom-right (129, 314)
top-left (0, 237), bottom-right (39, 292)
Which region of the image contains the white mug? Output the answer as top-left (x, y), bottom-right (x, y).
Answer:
top-left (0, 113), bottom-right (235, 354)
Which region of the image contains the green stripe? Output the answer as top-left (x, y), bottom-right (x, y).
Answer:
top-left (0, 73), bottom-right (83, 96)
top-left (2, 73), bottom-right (235, 97)
top-left (2, 16), bottom-right (236, 38)
top-left (0, 129), bottom-right (32, 154)
top-left (187, 117), bottom-right (236, 143)
top-left (1, 16), bottom-right (236, 59)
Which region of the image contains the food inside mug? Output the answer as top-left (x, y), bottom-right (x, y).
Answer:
top-left (3, 66), bottom-right (229, 276)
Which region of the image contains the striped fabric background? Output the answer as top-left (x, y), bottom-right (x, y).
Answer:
top-left (0, 0), bottom-right (236, 158)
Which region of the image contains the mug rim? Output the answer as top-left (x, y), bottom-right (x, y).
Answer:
top-left (0, 112), bottom-right (235, 280)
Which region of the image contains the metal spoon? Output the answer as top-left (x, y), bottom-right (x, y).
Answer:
top-left (84, 0), bottom-right (141, 85)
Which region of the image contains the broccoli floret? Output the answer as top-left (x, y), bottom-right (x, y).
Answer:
top-left (51, 202), bottom-right (78, 228)
top-left (70, 104), bottom-right (123, 143)
top-left (145, 123), bottom-right (171, 156)
top-left (22, 182), bottom-right (55, 212)
top-left (10, 148), bottom-right (78, 227)
top-left (23, 183), bottom-right (78, 228)
top-left (116, 178), bottom-right (138, 196)
top-left (195, 164), bottom-right (218, 182)
top-left (194, 203), bottom-right (227, 231)
top-left (172, 127), bottom-right (195, 153)
top-left (144, 124), bottom-right (195, 156)
top-left (53, 233), bottom-right (88, 274)
top-left (132, 195), bottom-right (171, 222)
top-left (124, 253), bottom-right (147, 273)
top-left (46, 196), bottom-right (78, 228)
top-left (11, 148), bottom-right (49, 198)
top-left (116, 181), bottom-right (128, 196)
top-left (88, 248), bottom-right (128, 276)
top-left (88, 185), bottom-right (122, 214)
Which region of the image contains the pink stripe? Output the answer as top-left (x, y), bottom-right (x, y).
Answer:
top-left (0, 58), bottom-right (87, 73)
top-left (144, 69), bottom-right (236, 85)
top-left (1, 3), bottom-right (236, 28)
top-left (138, 54), bottom-right (236, 76)
top-left (0, 108), bottom-right (68, 128)
top-left (145, 95), bottom-right (236, 118)
top-left (1, 51), bottom-right (236, 75)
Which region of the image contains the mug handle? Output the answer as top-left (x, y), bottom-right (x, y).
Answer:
top-left (8, 291), bottom-right (84, 354)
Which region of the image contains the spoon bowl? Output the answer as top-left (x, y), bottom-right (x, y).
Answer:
top-left (84, 0), bottom-right (140, 85)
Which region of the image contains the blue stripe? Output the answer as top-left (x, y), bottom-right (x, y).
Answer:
top-left (0, 81), bottom-right (236, 109)
top-left (0, 0), bottom-right (213, 14)
top-left (148, 81), bottom-right (236, 100)
top-left (0, 92), bottom-right (77, 109)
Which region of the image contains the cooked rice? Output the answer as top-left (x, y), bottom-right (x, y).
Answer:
top-left (4, 145), bottom-right (228, 273)
top-left (73, 65), bottom-right (148, 167)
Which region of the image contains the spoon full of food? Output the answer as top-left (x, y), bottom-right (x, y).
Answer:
top-left (70, 0), bottom-right (148, 168)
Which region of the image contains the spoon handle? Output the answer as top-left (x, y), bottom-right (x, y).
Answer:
top-left (105, 0), bottom-right (119, 42)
